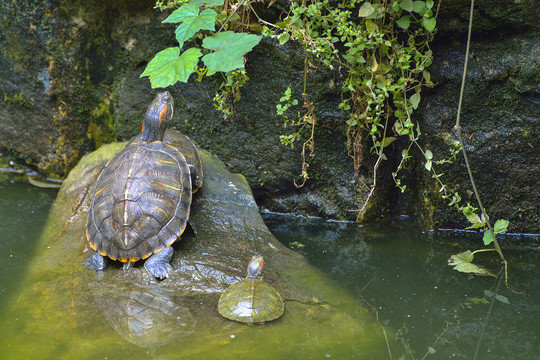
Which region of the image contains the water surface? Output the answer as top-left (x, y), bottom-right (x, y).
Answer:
top-left (1, 179), bottom-right (539, 359)
top-left (0, 179), bottom-right (57, 308)
top-left (264, 213), bottom-right (540, 359)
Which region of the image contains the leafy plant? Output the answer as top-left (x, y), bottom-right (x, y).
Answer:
top-left (140, 0), bottom-right (261, 88)
top-left (265, 0), bottom-right (437, 209)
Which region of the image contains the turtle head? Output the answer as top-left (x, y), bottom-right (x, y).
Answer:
top-left (247, 255), bottom-right (264, 279)
top-left (141, 91), bottom-right (174, 142)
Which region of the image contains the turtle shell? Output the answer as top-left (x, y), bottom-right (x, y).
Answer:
top-left (164, 131), bottom-right (203, 193)
top-left (130, 130), bottom-right (203, 193)
top-left (86, 139), bottom-right (192, 263)
top-left (218, 278), bottom-right (284, 324)
top-left (218, 256), bottom-right (284, 324)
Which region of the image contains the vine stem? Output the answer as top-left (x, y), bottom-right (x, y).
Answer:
top-left (453, 0), bottom-right (509, 286)
top-left (217, 0), bottom-right (248, 33)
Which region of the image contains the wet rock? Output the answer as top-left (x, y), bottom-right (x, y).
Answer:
top-left (0, 142), bottom-right (389, 357)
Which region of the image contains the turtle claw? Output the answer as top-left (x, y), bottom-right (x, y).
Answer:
top-left (86, 251), bottom-right (107, 271)
top-left (144, 246), bottom-right (174, 279)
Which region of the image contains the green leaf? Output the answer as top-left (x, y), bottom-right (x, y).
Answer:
top-left (410, 93), bottom-right (421, 109)
top-left (424, 160), bottom-right (432, 171)
top-left (426, 0), bottom-right (435, 9)
top-left (366, 4), bottom-right (382, 19)
top-left (483, 231), bottom-right (494, 246)
top-left (382, 136), bottom-right (396, 147)
top-left (400, 0), bottom-right (413, 12)
top-left (365, 19), bottom-right (379, 34)
top-left (174, 47), bottom-right (203, 83)
top-left (402, 149), bottom-right (409, 159)
top-left (425, 149), bottom-right (433, 160)
top-left (448, 251), bottom-right (496, 277)
top-left (189, 0), bottom-right (224, 7)
top-left (163, 4), bottom-right (217, 48)
top-left (358, 2), bottom-right (375, 17)
top-left (464, 211), bottom-right (486, 229)
top-left (494, 219), bottom-right (509, 234)
top-left (279, 32), bottom-right (290, 45)
top-left (465, 212), bottom-right (482, 224)
top-left (140, 47), bottom-right (202, 88)
top-left (423, 69), bottom-right (431, 83)
top-left (140, 47), bottom-right (180, 88)
top-left (412, 1), bottom-right (427, 13)
top-left (202, 31), bottom-right (261, 73)
top-left (396, 15), bottom-right (410, 29)
top-left (466, 222), bottom-right (487, 230)
top-left (422, 17), bottom-right (436, 32)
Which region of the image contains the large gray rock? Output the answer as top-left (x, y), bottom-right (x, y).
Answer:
top-left (0, 142), bottom-right (390, 358)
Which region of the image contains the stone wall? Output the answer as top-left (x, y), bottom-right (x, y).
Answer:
top-left (0, 0), bottom-right (538, 232)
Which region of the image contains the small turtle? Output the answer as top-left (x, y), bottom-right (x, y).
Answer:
top-left (86, 91), bottom-right (201, 279)
top-left (218, 255), bottom-right (284, 324)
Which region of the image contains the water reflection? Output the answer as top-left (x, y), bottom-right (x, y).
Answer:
top-left (263, 213), bottom-right (540, 360)
top-left (90, 282), bottom-right (195, 347)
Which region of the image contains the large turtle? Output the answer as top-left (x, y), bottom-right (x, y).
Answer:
top-left (218, 255), bottom-right (284, 324)
top-left (85, 91), bottom-right (202, 279)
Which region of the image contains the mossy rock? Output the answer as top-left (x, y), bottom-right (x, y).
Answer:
top-left (0, 141), bottom-right (392, 358)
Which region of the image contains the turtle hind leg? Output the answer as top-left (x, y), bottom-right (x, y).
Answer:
top-left (144, 246), bottom-right (174, 279)
top-left (86, 251), bottom-right (107, 271)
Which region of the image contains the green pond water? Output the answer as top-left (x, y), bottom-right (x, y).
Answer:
top-left (1, 178), bottom-right (539, 359)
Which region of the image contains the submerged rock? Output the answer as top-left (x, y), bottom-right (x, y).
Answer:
top-left (0, 142), bottom-right (390, 358)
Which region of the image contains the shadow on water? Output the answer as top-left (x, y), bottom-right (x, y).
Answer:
top-left (263, 213), bottom-right (540, 360)
top-left (0, 178), bottom-right (58, 309)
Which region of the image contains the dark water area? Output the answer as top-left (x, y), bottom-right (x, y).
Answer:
top-left (263, 213), bottom-right (540, 360)
top-left (1, 177), bottom-right (539, 359)
top-left (0, 178), bottom-right (58, 309)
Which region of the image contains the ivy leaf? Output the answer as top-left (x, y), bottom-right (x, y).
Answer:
top-left (494, 219), bottom-right (509, 234)
top-left (163, 4), bottom-right (217, 48)
top-left (396, 15), bottom-right (410, 30)
top-left (422, 17), bottom-right (436, 32)
top-left (400, 0), bottom-right (413, 12)
top-left (410, 93), bottom-right (421, 109)
top-left (140, 47), bottom-right (202, 88)
top-left (448, 251), bottom-right (496, 277)
top-left (358, 2), bottom-right (375, 17)
top-left (202, 31), bottom-right (261, 73)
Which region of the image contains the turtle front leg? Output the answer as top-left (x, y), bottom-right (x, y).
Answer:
top-left (86, 250), bottom-right (107, 271)
top-left (144, 246), bottom-right (174, 279)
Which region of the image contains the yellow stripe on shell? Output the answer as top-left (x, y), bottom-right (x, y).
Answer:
top-left (154, 181), bottom-right (182, 191)
top-left (94, 184), bottom-right (109, 197)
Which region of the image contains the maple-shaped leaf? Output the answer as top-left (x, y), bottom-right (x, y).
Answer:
top-left (201, 31), bottom-right (261, 73)
top-left (447, 250), bottom-right (496, 277)
top-left (163, 4), bottom-right (217, 49)
top-left (140, 47), bottom-right (202, 88)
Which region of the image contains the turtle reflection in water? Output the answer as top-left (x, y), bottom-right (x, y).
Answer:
top-left (91, 283), bottom-right (195, 347)
top-left (85, 91), bottom-right (203, 279)
top-left (218, 256), bottom-right (284, 324)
